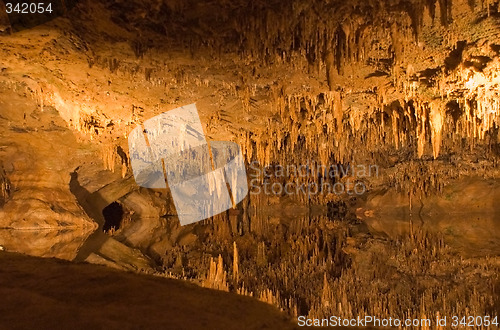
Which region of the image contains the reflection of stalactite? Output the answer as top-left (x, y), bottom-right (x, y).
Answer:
top-left (305, 229), bottom-right (497, 321)
top-left (203, 255), bottom-right (229, 292)
top-left (256, 241), bottom-right (267, 267)
top-left (0, 163), bottom-right (11, 205)
top-left (233, 241), bottom-right (239, 283)
top-left (321, 273), bottom-right (332, 308)
top-left (236, 283), bottom-right (253, 297)
top-left (259, 288), bottom-right (282, 308)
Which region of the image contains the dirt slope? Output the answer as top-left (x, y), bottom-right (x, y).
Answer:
top-left (0, 251), bottom-right (297, 330)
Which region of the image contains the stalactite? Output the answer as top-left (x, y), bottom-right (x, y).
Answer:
top-left (416, 102), bottom-right (428, 158)
top-left (429, 100), bottom-right (445, 158)
top-left (101, 144), bottom-right (117, 172)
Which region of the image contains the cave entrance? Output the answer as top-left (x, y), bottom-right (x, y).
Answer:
top-left (102, 201), bottom-right (124, 232)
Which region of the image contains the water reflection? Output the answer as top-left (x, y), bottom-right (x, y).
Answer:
top-left (360, 213), bottom-right (500, 257)
top-left (0, 227), bottom-right (93, 260)
top-left (1, 206), bottom-right (498, 264)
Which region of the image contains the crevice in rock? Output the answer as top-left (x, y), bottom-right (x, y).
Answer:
top-left (102, 201), bottom-right (124, 232)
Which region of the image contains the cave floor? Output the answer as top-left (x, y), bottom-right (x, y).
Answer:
top-left (0, 251), bottom-right (297, 330)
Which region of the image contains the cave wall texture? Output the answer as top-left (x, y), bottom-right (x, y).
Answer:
top-left (2, 0), bottom-right (500, 200)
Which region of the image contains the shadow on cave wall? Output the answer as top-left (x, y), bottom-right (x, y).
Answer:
top-left (69, 168), bottom-right (109, 262)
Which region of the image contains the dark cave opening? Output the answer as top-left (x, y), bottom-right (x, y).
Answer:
top-left (102, 201), bottom-right (124, 232)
